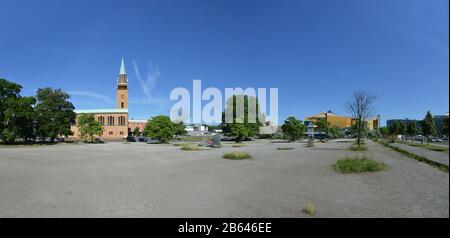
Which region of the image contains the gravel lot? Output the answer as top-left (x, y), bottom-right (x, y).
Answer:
top-left (0, 140), bottom-right (448, 217)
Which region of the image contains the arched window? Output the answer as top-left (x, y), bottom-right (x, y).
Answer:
top-left (118, 116), bottom-right (126, 126)
top-left (121, 102), bottom-right (124, 108)
top-left (108, 116), bottom-right (114, 126)
top-left (98, 116), bottom-right (105, 126)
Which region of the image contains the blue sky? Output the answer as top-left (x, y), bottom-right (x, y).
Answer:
top-left (1, 0), bottom-right (448, 125)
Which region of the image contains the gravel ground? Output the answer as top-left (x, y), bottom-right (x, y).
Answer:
top-left (0, 140), bottom-right (448, 217)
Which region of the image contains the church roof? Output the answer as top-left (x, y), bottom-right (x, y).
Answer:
top-left (119, 58), bottom-right (126, 75)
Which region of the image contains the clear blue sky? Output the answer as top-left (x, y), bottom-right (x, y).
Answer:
top-left (1, 0), bottom-right (448, 125)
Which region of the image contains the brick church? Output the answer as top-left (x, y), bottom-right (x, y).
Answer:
top-left (69, 59), bottom-right (147, 141)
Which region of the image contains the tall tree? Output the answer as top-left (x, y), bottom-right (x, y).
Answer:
top-left (77, 113), bottom-right (103, 143)
top-left (35, 88), bottom-right (76, 142)
top-left (144, 115), bottom-right (175, 143)
top-left (222, 95), bottom-right (265, 141)
top-left (421, 111), bottom-right (437, 145)
top-left (315, 118), bottom-right (329, 140)
top-left (133, 127), bottom-right (141, 137)
top-left (406, 120), bottom-right (417, 142)
top-left (443, 117), bottom-right (449, 137)
top-left (281, 116), bottom-right (305, 142)
top-left (345, 90), bottom-right (376, 147)
top-left (0, 79), bottom-right (36, 143)
top-left (398, 121), bottom-right (407, 141)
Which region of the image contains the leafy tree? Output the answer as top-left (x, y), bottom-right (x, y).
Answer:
top-left (228, 124), bottom-right (250, 142)
top-left (443, 117), bottom-right (449, 137)
top-left (144, 115), bottom-right (175, 143)
top-left (174, 121), bottom-right (187, 137)
top-left (421, 111), bottom-right (437, 145)
top-left (398, 121), bottom-right (407, 141)
top-left (389, 121), bottom-right (400, 141)
top-left (222, 95), bottom-right (265, 141)
top-left (133, 127), bottom-right (141, 136)
top-left (281, 116), bottom-right (305, 141)
top-left (0, 79), bottom-right (36, 143)
top-left (315, 118), bottom-right (329, 140)
top-left (35, 88), bottom-right (76, 142)
top-left (406, 120), bottom-right (417, 142)
top-left (379, 127), bottom-right (389, 138)
top-left (328, 126), bottom-right (342, 139)
top-left (77, 113), bottom-right (103, 142)
top-left (345, 90), bottom-right (376, 147)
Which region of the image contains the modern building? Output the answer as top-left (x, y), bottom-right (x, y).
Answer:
top-left (69, 59), bottom-right (148, 141)
top-left (304, 111), bottom-right (380, 138)
top-left (386, 113), bottom-right (449, 135)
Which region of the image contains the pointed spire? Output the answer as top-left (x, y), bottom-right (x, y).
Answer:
top-left (119, 58), bottom-right (126, 75)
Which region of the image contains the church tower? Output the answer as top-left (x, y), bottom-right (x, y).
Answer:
top-left (116, 58), bottom-right (128, 109)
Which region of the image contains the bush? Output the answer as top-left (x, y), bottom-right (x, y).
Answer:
top-left (181, 145), bottom-right (202, 151)
top-left (223, 151), bottom-right (251, 160)
top-left (302, 203), bottom-right (316, 216)
top-left (333, 156), bottom-right (385, 173)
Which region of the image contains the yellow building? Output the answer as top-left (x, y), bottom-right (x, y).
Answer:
top-left (69, 59), bottom-right (147, 141)
top-left (304, 111), bottom-right (380, 131)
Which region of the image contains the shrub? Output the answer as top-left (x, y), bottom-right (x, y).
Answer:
top-left (181, 145), bottom-right (202, 151)
top-left (333, 156), bottom-right (385, 173)
top-left (223, 151), bottom-right (251, 160)
top-left (302, 203), bottom-right (316, 216)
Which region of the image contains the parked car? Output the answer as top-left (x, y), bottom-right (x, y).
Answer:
top-left (137, 137), bottom-right (148, 142)
top-left (126, 136), bottom-right (136, 142)
top-left (146, 138), bottom-right (160, 144)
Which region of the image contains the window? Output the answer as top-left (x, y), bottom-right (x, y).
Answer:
top-left (120, 131), bottom-right (124, 135)
top-left (109, 131), bottom-right (113, 135)
top-left (118, 116), bottom-right (126, 126)
top-left (108, 116), bottom-right (114, 126)
top-left (98, 116), bottom-right (105, 126)
top-left (121, 102), bottom-right (124, 108)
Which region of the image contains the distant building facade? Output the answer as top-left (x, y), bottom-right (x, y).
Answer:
top-left (304, 111), bottom-right (380, 138)
top-left (69, 59), bottom-right (148, 141)
top-left (386, 113), bottom-right (449, 135)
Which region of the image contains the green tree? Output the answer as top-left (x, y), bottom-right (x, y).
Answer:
top-left (228, 124), bottom-right (250, 142)
top-left (35, 88), bottom-right (76, 142)
top-left (222, 95), bottom-right (265, 142)
top-left (398, 121), bottom-right (407, 141)
top-left (174, 121), bottom-right (187, 137)
top-left (421, 111), bottom-right (437, 145)
top-left (144, 115), bottom-right (175, 143)
top-left (443, 117), bottom-right (449, 137)
top-left (0, 79), bottom-right (36, 143)
top-left (77, 113), bottom-right (103, 143)
top-left (315, 118), bottom-right (329, 140)
top-left (379, 127), bottom-right (389, 138)
top-left (133, 127), bottom-right (141, 136)
top-left (389, 121), bottom-right (400, 141)
top-left (406, 120), bottom-right (417, 142)
top-left (281, 116), bottom-right (305, 141)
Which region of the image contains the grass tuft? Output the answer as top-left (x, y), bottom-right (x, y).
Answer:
top-left (180, 145), bottom-right (202, 151)
top-left (223, 151), bottom-right (251, 160)
top-left (333, 156), bottom-right (385, 173)
top-left (302, 203), bottom-right (316, 216)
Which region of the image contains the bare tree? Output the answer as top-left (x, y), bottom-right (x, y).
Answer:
top-left (346, 90), bottom-right (376, 147)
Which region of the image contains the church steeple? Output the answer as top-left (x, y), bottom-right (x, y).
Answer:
top-left (119, 58), bottom-right (126, 75)
top-left (116, 58), bottom-right (128, 109)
